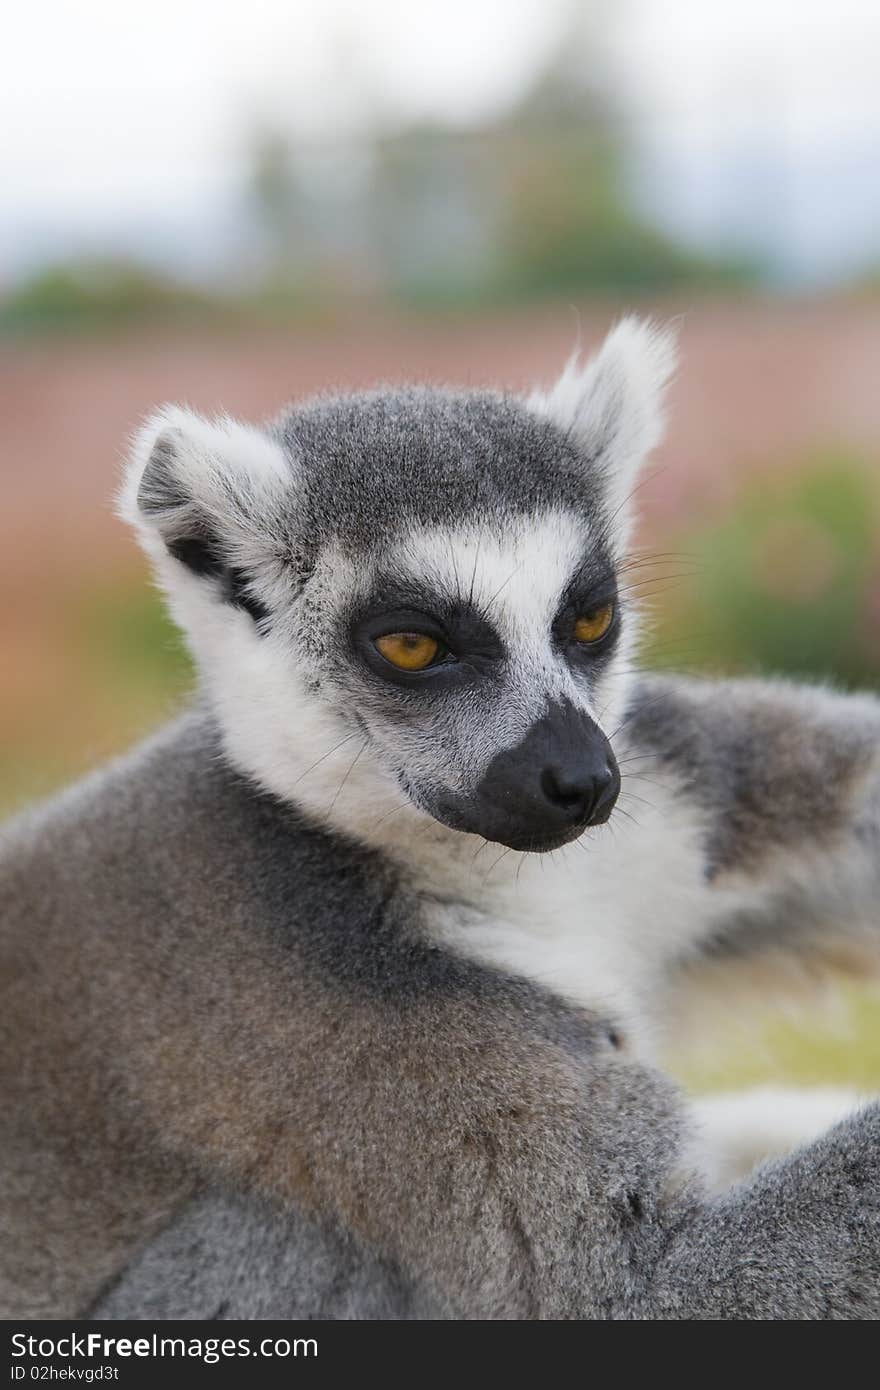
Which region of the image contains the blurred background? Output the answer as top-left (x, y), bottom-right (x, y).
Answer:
top-left (2, 0), bottom-right (880, 1089)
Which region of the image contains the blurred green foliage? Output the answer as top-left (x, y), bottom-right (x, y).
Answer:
top-left (369, 121), bottom-right (754, 308)
top-left (483, 117), bottom-right (754, 301)
top-left (645, 455), bottom-right (880, 689)
top-left (80, 580), bottom-right (194, 698)
top-left (0, 261), bottom-right (223, 334)
top-left (0, 579), bottom-right (194, 821)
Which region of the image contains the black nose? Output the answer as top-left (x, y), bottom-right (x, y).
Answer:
top-left (540, 760), bottom-right (618, 826)
top-left (438, 701), bottom-right (623, 851)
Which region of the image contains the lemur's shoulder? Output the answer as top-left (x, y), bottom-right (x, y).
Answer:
top-left (0, 707), bottom-right (401, 995)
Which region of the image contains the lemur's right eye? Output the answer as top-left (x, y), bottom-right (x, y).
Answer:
top-left (374, 632), bottom-right (442, 671)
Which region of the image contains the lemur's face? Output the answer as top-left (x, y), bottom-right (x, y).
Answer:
top-left (123, 318), bottom-right (674, 857)
top-left (337, 509), bottom-right (622, 851)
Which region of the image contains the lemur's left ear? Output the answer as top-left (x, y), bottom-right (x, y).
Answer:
top-left (119, 405), bottom-right (293, 625)
top-left (527, 316), bottom-right (677, 537)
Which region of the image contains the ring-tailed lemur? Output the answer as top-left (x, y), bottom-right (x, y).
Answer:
top-left (2, 319), bottom-right (879, 1320)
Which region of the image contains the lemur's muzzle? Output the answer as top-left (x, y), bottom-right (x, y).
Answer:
top-left (431, 701), bottom-right (620, 852)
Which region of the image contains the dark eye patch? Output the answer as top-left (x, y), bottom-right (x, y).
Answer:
top-left (350, 578), bottom-right (505, 688)
top-left (553, 555), bottom-right (620, 655)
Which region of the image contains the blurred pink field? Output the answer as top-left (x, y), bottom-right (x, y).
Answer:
top-left (4, 297), bottom-right (880, 577)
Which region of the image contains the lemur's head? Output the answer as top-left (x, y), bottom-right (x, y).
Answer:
top-left (122, 318), bottom-right (674, 858)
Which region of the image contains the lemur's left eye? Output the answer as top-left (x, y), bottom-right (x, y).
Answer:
top-left (573, 603), bottom-right (615, 644)
top-left (374, 632), bottom-right (442, 671)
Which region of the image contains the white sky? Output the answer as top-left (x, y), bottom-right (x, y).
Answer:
top-left (3, 0), bottom-right (880, 280)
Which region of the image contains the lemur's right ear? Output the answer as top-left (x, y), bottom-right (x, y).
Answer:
top-left (119, 405), bottom-right (293, 623)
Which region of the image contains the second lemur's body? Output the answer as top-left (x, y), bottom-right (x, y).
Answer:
top-left (2, 321), bottom-right (880, 1318)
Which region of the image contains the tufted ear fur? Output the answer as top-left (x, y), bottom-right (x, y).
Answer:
top-left (119, 405), bottom-right (295, 625)
top-left (527, 316), bottom-right (677, 541)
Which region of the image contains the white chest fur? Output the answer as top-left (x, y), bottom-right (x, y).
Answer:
top-left (413, 776), bottom-right (722, 1059)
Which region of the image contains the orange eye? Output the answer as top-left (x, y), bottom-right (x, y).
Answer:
top-left (375, 632), bottom-right (441, 671)
top-left (573, 604), bottom-right (614, 644)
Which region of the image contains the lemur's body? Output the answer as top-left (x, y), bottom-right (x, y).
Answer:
top-left (2, 321), bottom-right (879, 1318)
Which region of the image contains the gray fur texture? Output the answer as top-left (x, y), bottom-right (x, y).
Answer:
top-left (91, 1191), bottom-right (439, 1321)
top-left (0, 713), bottom-right (678, 1319)
top-left (3, 702), bottom-right (879, 1320)
top-left (93, 1107), bottom-right (880, 1321)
